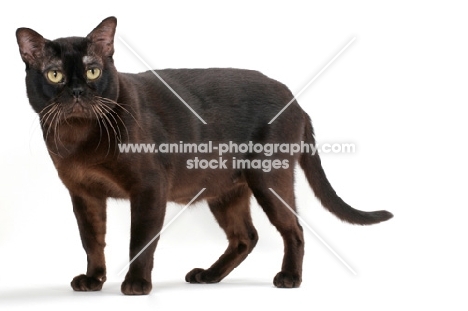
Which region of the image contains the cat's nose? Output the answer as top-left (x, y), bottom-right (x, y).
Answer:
top-left (72, 87), bottom-right (84, 98)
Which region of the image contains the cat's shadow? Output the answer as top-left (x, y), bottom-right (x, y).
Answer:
top-left (0, 280), bottom-right (272, 304)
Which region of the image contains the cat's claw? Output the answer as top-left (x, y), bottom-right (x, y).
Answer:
top-left (71, 274), bottom-right (105, 291)
top-left (185, 268), bottom-right (220, 284)
top-left (121, 277), bottom-right (152, 295)
top-left (273, 271), bottom-right (302, 288)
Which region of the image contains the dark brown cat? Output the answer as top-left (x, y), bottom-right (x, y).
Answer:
top-left (16, 17), bottom-right (392, 295)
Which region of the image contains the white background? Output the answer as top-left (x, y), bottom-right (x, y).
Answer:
top-left (1, 0), bottom-right (467, 310)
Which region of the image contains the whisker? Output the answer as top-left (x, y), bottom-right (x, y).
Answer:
top-left (98, 103), bottom-right (123, 143)
top-left (108, 108), bottom-right (130, 142)
top-left (38, 102), bottom-right (59, 156)
top-left (40, 104), bottom-right (59, 128)
top-left (53, 106), bottom-right (63, 158)
top-left (93, 104), bottom-right (112, 157)
top-left (90, 105), bottom-right (103, 151)
top-left (57, 107), bottom-right (71, 153)
top-left (95, 96), bottom-right (143, 130)
top-left (113, 102), bottom-right (143, 130)
top-left (43, 109), bottom-right (54, 143)
top-left (38, 101), bottom-right (58, 115)
top-left (96, 103), bottom-right (120, 154)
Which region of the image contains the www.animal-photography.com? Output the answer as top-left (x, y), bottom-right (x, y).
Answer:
top-left (1, 1), bottom-right (467, 310)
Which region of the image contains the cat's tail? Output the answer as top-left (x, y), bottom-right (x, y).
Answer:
top-left (299, 115), bottom-right (393, 225)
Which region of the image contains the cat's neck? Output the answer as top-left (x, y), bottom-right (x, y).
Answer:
top-left (43, 118), bottom-right (104, 159)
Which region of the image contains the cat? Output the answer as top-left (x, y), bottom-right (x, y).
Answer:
top-left (16, 16), bottom-right (392, 295)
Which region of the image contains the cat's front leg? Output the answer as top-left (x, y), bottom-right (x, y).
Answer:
top-left (70, 194), bottom-right (107, 291)
top-left (121, 186), bottom-right (167, 295)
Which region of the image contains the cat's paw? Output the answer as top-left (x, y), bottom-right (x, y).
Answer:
top-left (273, 271), bottom-right (302, 288)
top-left (185, 268), bottom-right (220, 284)
top-left (121, 278), bottom-right (152, 295)
top-left (71, 274), bottom-right (105, 291)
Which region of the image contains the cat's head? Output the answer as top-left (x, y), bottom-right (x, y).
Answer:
top-left (16, 17), bottom-right (119, 122)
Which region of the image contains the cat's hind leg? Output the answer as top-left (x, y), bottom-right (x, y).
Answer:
top-left (245, 169), bottom-right (304, 288)
top-left (185, 184), bottom-right (258, 284)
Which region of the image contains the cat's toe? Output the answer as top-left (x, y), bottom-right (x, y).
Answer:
top-left (273, 271), bottom-right (302, 288)
top-left (185, 268), bottom-right (219, 284)
top-left (185, 268), bottom-right (204, 283)
top-left (71, 274), bottom-right (105, 291)
top-left (121, 278), bottom-right (152, 295)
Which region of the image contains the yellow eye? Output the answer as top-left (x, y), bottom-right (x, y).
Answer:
top-left (47, 70), bottom-right (63, 83)
top-left (86, 68), bottom-right (101, 80)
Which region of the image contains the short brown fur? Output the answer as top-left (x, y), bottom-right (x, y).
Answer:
top-left (16, 17), bottom-right (392, 295)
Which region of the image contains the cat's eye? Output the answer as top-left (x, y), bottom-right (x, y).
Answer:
top-left (86, 68), bottom-right (101, 81)
top-left (47, 70), bottom-right (64, 84)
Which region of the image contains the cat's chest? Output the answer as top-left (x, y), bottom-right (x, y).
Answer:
top-left (53, 158), bottom-right (129, 199)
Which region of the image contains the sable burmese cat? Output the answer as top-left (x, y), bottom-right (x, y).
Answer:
top-left (16, 17), bottom-right (392, 295)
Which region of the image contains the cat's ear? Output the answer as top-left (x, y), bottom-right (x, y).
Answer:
top-left (16, 28), bottom-right (46, 66)
top-left (87, 17), bottom-right (117, 57)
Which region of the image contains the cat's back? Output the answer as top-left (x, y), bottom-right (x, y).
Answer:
top-left (133, 68), bottom-right (293, 117)
top-left (154, 67), bottom-right (282, 90)
top-left (122, 68), bottom-right (305, 138)
top-left (134, 68), bottom-right (295, 111)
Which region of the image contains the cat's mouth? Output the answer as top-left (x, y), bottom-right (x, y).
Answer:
top-left (64, 97), bottom-right (113, 120)
top-left (40, 96), bottom-right (126, 132)
top-left (40, 100), bottom-right (97, 128)
top-left (67, 101), bottom-right (94, 119)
